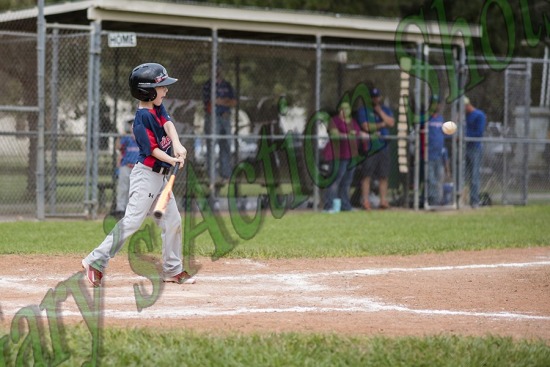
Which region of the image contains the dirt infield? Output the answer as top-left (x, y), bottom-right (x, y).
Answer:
top-left (1, 247), bottom-right (549, 340)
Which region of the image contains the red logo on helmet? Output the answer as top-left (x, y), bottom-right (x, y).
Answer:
top-left (154, 73), bottom-right (167, 83)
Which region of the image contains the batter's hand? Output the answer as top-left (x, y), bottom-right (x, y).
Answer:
top-left (174, 143), bottom-right (187, 156)
top-left (173, 155), bottom-right (185, 169)
top-left (173, 143), bottom-right (187, 169)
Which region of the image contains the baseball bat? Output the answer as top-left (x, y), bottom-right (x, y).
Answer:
top-left (153, 164), bottom-right (180, 219)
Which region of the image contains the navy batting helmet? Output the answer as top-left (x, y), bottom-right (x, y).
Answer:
top-left (129, 63), bottom-right (178, 102)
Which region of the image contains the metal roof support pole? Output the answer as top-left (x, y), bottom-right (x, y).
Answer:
top-left (541, 46), bottom-right (548, 108)
top-left (422, 44), bottom-right (430, 211)
top-left (209, 29), bottom-right (218, 194)
top-left (456, 45), bottom-right (466, 210)
top-left (313, 34), bottom-right (322, 212)
top-left (521, 59), bottom-right (532, 205)
top-left (91, 20), bottom-right (102, 219)
top-left (413, 42), bottom-right (422, 211)
top-left (84, 26), bottom-right (94, 217)
top-left (503, 67), bottom-right (510, 205)
top-left (85, 20), bottom-right (101, 218)
top-left (546, 47), bottom-right (550, 107)
top-left (36, 0), bottom-right (46, 220)
top-left (48, 28), bottom-right (60, 215)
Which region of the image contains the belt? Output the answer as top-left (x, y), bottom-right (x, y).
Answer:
top-left (138, 162), bottom-right (171, 175)
top-left (152, 166), bottom-right (170, 175)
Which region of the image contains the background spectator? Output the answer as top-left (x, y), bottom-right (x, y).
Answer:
top-left (426, 95), bottom-right (446, 206)
top-left (356, 87), bottom-right (395, 210)
top-left (114, 119), bottom-right (139, 217)
top-left (464, 96), bottom-right (486, 208)
top-left (202, 61), bottom-right (237, 185)
top-left (322, 101), bottom-right (364, 213)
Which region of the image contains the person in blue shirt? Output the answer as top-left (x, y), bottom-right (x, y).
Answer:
top-left (202, 62), bottom-right (237, 184)
top-left (440, 146), bottom-right (453, 205)
top-left (464, 96), bottom-right (486, 208)
top-left (426, 96), bottom-right (446, 206)
top-left (114, 118), bottom-right (140, 215)
top-left (356, 87), bottom-right (395, 210)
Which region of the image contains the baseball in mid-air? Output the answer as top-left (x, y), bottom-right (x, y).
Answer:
top-left (442, 121), bottom-right (457, 135)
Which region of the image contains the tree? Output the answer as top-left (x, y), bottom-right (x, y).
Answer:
top-left (2, 0), bottom-right (548, 57)
top-left (200, 0), bottom-right (549, 56)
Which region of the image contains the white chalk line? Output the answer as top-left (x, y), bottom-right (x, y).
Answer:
top-left (1, 260), bottom-right (549, 321)
top-left (3, 304), bottom-right (550, 321)
top-left (200, 260), bottom-right (550, 281)
top-left (1, 260), bottom-right (548, 284)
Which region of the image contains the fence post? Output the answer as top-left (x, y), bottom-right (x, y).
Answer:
top-left (456, 45), bottom-right (467, 209)
top-left (48, 28), bottom-right (60, 214)
top-left (413, 43), bottom-right (422, 211)
top-left (422, 44), bottom-right (430, 210)
top-left (85, 26), bottom-right (94, 216)
top-left (91, 21), bottom-right (102, 219)
top-left (313, 35), bottom-right (322, 211)
top-left (521, 59), bottom-right (532, 205)
top-left (209, 29), bottom-right (218, 193)
top-left (503, 68), bottom-right (510, 205)
top-left (85, 21), bottom-right (102, 219)
top-left (36, 0), bottom-right (46, 220)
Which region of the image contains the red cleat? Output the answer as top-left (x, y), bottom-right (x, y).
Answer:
top-left (82, 259), bottom-right (103, 287)
top-left (163, 271), bottom-right (196, 284)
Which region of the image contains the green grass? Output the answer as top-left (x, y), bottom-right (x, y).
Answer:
top-left (225, 204), bottom-right (550, 258)
top-left (1, 206), bottom-right (549, 366)
top-left (1, 326), bottom-right (549, 367)
top-left (0, 205), bottom-right (548, 257)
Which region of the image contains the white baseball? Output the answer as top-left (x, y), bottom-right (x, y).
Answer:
top-left (442, 121), bottom-right (457, 135)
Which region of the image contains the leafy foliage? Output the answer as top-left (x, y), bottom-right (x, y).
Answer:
top-left (1, 0), bottom-right (548, 57)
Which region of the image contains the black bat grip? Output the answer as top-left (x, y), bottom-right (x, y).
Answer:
top-left (172, 162), bottom-right (180, 176)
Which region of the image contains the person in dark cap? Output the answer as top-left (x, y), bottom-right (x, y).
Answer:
top-left (202, 61), bottom-right (237, 185)
top-left (356, 87), bottom-right (395, 210)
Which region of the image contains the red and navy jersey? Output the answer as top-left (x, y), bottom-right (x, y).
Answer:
top-left (133, 104), bottom-right (173, 170)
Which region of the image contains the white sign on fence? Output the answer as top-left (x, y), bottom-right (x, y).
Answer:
top-left (108, 32), bottom-right (137, 48)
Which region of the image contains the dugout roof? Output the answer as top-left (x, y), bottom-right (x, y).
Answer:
top-left (0, 0), bottom-right (480, 46)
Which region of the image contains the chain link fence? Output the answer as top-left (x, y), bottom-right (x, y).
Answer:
top-left (457, 59), bottom-right (550, 207)
top-left (1, 17), bottom-right (549, 219)
top-left (0, 20), bottom-right (40, 216)
top-left (44, 27), bottom-right (92, 216)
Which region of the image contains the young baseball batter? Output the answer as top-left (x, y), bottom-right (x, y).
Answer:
top-left (82, 62), bottom-right (195, 287)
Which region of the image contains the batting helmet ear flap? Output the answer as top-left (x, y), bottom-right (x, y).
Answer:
top-left (136, 87), bottom-right (157, 102)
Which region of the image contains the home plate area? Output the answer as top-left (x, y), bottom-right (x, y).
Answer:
top-left (0, 247), bottom-right (549, 339)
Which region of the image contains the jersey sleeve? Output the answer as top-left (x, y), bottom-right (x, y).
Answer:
top-left (155, 104), bottom-right (172, 126)
top-left (133, 117), bottom-right (155, 157)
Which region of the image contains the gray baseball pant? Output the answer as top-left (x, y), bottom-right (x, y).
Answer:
top-left (84, 162), bottom-right (183, 278)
